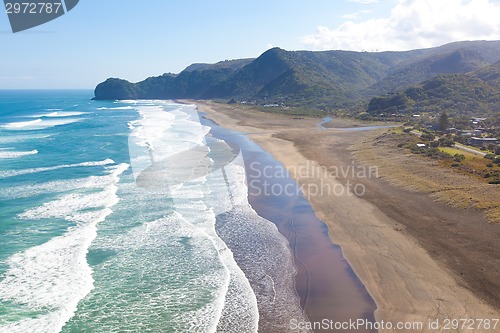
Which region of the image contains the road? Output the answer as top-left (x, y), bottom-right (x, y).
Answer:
top-left (410, 130), bottom-right (487, 157)
top-left (454, 143), bottom-right (487, 156)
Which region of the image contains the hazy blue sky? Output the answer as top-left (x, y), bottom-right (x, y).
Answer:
top-left (1, 0), bottom-right (500, 89)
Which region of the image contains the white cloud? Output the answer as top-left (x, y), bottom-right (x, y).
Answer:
top-left (349, 0), bottom-right (379, 4)
top-left (342, 9), bottom-right (372, 20)
top-left (342, 13), bottom-right (360, 20)
top-left (302, 0), bottom-right (500, 51)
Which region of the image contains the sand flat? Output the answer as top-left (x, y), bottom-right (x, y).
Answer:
top-left (190, 100), bottom-right (500, 332)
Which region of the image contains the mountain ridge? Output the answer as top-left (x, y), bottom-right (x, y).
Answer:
top-left (367, 60), bottom-right (500, 117)
top-left (93, 40), bottom-right (500, 110)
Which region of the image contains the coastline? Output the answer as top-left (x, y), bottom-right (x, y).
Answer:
top-left (189, 100), bottom-right (499, 332)
top-left (200, 106), bottom-right (377, 332)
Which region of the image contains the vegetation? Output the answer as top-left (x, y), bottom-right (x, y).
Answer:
top-left (392, 129), bottom-right (500, 183)
top-left (438, 112), bottom-right (450, 132)
top-left (366, 61), bottom-right (500, 120)
top-left (94, 41), bottom-right (500, 112)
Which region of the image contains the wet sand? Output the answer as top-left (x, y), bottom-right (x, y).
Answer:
top-left (189, 100), bottom-right (500, 332)
top-left (202, 114), bottom-right (376, 332)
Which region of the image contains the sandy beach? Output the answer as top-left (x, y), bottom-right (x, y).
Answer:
top-left (189, 100), bottom-right (500, 332)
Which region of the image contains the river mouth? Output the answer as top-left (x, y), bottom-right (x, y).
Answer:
top-left (318, 116), bottom-right (398, 132)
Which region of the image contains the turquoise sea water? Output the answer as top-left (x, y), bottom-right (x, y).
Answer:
top-left (0, 91), bottom-right (306, 332)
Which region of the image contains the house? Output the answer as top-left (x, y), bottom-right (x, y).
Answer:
top-left (470, 137), bottom-right (498, 146)
top-left (460, 130), bottom-right (474, 136)
top-left (471, 117), bottom-right (487, 123)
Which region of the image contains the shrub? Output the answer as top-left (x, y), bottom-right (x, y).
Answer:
top-left (409, 145), bottom-right (424, 153)
top-left (438, 137), bottom-right (455, 147)
top-left (454, 154), bottom-right (466, 162)
top-left (425, 148), bottom-right (440, 157)
top-left (484, 154), bottom-right (495, 160)
top-left (488, 179), bottom-right (500, 185)
top-left (421, 133), bottom-right (435, 141)
top-left (439, 152), bottom-right (453, 159)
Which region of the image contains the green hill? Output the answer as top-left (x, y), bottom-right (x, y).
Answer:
top-left (94, 40), bottom-right (500, 109)
top-left (366, 43), bottom-right (498, 94)
top-left (367, 61), bottom-right (500, 117)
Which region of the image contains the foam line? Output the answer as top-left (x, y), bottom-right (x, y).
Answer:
top-left (0, 134), bottom-right (52, 144)
top-left (0, 159), bottom-right (115, 178)
top-left (0, 149), bottom-right (38, 159)
top-left (97, 106), bottom-right (134, 110)
top-left (2, 118), bottom-right (82, 131)
top-left (0, 163), bottom-right (129, 333)
top-left (27, 112), bottom-right (88, 118)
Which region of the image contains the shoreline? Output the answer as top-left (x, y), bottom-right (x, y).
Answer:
top-left (189, 100), bottom-right (499, 332)
top-left (200, 107), bottom-right (377, 332)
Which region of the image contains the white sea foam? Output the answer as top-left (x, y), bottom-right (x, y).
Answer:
top-left (2, 118), bottom-right (82, 131)
top-left (172, 176), bottom-right (259, 332)
top-left (206, 162), bottom-right (309, 332)
top-left (0, 100), bottom-right (301, 332)
top-left (18, 186), bottom-right (119, 222)
top-left (2, 118), bottom-right (42, 128)
top-left (97, 106), bottom-right (134, 110)
top-left (0, 149), bottom-right (38, 159)
top-left (128, 104), bottom-right (211, 182)
top-left (65, 211), bottom-right (231, 332)
top-left (0, 176), bottom-right (109, 200)
top-left (0, 159), bottom-right (115, 178)
top-left (0, 134), bottom-right (52, 144)
top-left (115, 100), bottom-right (139, 104)
top-left (0, 163), bottom-right (128, 200)
top-left (122, 102), bottom-right (259, 331)
top-left (27, 111), bottom-right (88, 118)
top-left (128, 106), bottom-right (174, 179)
top-left (117, 99), bottom-right (175, 106)
top-left (0, 163), bottom-right (129, 333)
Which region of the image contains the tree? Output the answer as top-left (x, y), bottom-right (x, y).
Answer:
top-left (454, 154), bottom-right (466, 162)
top-left (438, 137), bottom-right (455, 147)
top-left (438, 112), bottom-right (450, 131)
top-left (421, 133), bottom-right (435, 141)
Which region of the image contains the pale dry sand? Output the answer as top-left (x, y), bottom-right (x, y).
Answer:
top-left (188, 100), bottom-right (499, 332)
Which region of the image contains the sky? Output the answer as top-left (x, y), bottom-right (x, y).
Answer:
top-left (1, 0), bottom-right (500, 89)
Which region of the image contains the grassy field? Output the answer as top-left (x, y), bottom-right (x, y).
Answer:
top-left (352, 130), bottom-right (500, 223)
top-left (439, 147), bottom-right (476, 158)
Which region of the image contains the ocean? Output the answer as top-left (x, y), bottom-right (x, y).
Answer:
top-left (0, 91), bottom-right (308, 332)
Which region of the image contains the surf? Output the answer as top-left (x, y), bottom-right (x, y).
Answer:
top-left (0, 163), bottom-right (129, 333)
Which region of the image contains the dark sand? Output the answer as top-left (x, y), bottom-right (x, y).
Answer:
top-left (191, 100), bottom-right (499, 332)
top-left (203, 114), bottom-right (376, 332)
